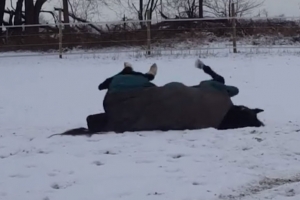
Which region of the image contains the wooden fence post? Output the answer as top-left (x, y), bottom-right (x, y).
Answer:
top-left (231, 3), bottom-right (237, 53)
top-left (146, 10), bottom-right (151, 55)
top-left (58, 9), bottom-right (63, 58)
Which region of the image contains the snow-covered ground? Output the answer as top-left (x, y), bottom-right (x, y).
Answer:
top-left (1, 53), bottom-right (300, 200)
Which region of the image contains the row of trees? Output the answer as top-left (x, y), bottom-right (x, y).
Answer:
top-left (0, 0), bottom-right (265, 33)
top-left (1, 0), bottom-right (299, 52)
top-left (0, 0), bottom-right (104, 33)
top-left (113, 0), bottom-right (265, 21)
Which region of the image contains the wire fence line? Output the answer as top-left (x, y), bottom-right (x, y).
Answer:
top-left (1, 14), bottom-right (300, 58)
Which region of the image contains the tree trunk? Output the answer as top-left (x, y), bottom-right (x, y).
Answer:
top-left (228, 0), bottom-right (232, 17)
top-left (139, 0), bottom-right (143, 20)
top-left (149, 0), bottom-right (153, 19)
top-left (24, 0), bottom-right (47, 32)
top-left (34, 0), bottom-right (47, 24)
top-left (139, 0), bottom-right (145, 28)
top-left (62, 0), bottom-right (70, 29)
top-left (11, 0), bottom-right (24, 35)
top-left (15, 0), bottom-right (24, 25)
top-left (199, 0), bottom-right (203, 18)
top-left (25, 0), bottom-right (35, 32)
top-left (149, 0), bottom-right (155, 20)
top-left (0, 0), bottom-right (5, 34)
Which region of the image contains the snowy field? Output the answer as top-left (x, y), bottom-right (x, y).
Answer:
top-left (1, 53), bottom-right (300, 200)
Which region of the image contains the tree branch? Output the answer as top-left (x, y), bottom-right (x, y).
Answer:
top-left (68, 13), bottom-right (103, 33)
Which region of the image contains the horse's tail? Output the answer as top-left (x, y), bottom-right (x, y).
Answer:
top-left (47, 127), bottom-right (92, 138)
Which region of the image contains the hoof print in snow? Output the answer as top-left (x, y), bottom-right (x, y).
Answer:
top-left (9, 174), bottom-right (28, 178)
top-left (136, 160), bottom-right (154, 164)
top-left (165, 169), bottom-right (181, 173)
top-left (192, 182), bottom-right (201, 185)
top-left (22, 150), bottom-right (30, 154)
top-left (285, 188), bottom-right (296, 197)
top-left (254, 137), bottom-right (263, 142)
top-left (0, 151), bottom-right (19, 159)
top-left (48, 172), bottom-right (57, 177)
top-left (51, 181), bottom-right (75, 190)
top-left (51, 183), bottom-right (60, 189)
top-left (242, 147), bottom-right (253, 151)
top-left (43, 197), bottom-right (50, 200)
top-left (103, 150), bottom-right (117, 155)
top-left (37, 150), bottom-right (50, 154)
top-left (49, 169), bottom-right (61, 177)
top-left (171, 154), bottom-right (185, 159)
top-left (93, 161), bottom-right (104, 166)
top-left (147, 192), bottom-right (163, 196)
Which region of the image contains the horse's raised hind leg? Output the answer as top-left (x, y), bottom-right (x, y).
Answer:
top-left (195, 59), bottom-right (225, 84)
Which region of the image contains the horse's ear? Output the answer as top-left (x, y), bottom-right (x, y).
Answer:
top-left (253, 108), bottom-right (264, 114)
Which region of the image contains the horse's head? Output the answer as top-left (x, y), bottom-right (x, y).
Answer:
top-left (219, 105), bottom-right (264, 130)
top-left (238, 106), bottom-right (265, 127)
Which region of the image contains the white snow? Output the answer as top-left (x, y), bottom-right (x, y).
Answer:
top-left (1, 53), bottom-right (300, 200)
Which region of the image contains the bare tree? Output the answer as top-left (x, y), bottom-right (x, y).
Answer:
top-left (108, 0), bottom-right (159, 28)
top-left (8, 0), bottom-right (48, 32)
top-left (1, 0), bottom-right (47, 31)
top-left (24, 0), bottom-right (48, 24)
top-left (15, 0), bottom-right (22, 25)
top-left (160, 0), bottom-right (204, 19)
top-left (25, 0), bottom-right (34, 32)
top-left (199, 0), bottom-right (203, 18)
top-left (3, 0), bottom-right (59, 31)
top-left (63, 0), bottom-right (70, 28)
top-left (0, 0), bottom-right (5, 33)
top-left (127, 0), bottom-right (159, 23)
top-left (205, 0), bottom-right (265, 17)
top-left (67, 0), bottom-right (107, 21)
top-left (66, 0), bottom-right (107, 33)
top-left (256, 8), bottom-right (268, 17)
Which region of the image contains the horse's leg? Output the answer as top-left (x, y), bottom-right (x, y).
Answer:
top-left (203, 65), bottom-right (225, 84)
top-left (195, 59), bottom-right (225, 84)
top-left (129, 63), bottom-right (157, 81)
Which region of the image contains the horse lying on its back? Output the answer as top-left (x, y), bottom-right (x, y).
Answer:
top-left (50, 90), bottom-right (264, 137)
top-left (48, 61), bottom-right (264, 137)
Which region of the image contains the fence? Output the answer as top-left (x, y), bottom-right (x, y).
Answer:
top-left (1, 8), bottom-right (300, 58)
